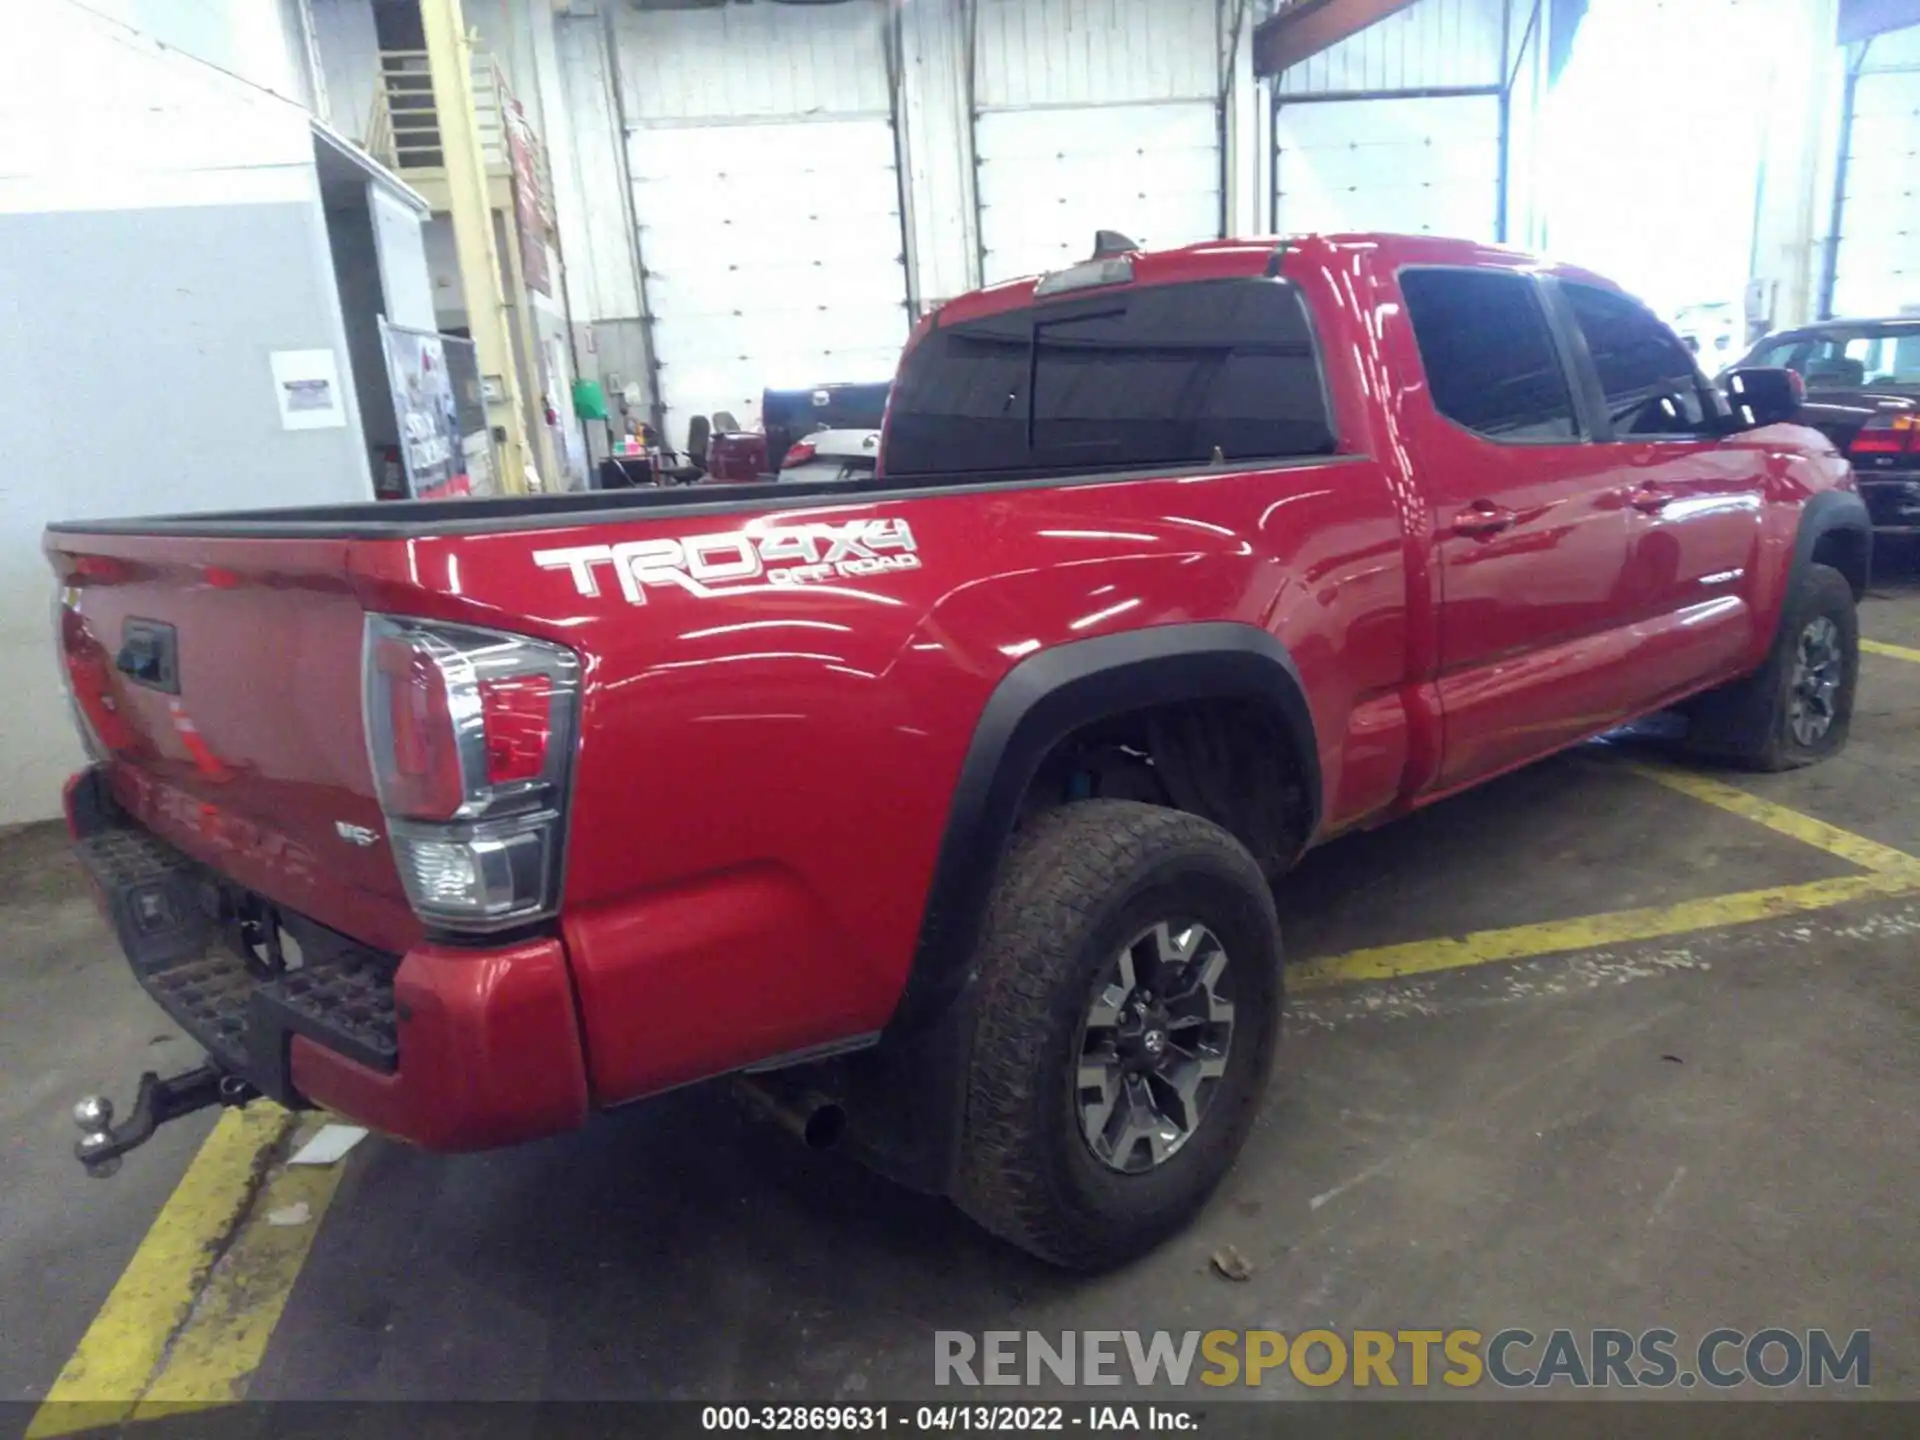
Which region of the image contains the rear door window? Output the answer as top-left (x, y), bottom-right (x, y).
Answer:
top-left (1561, 282), bottom-right (1716, 437)
top-left (883, 279), bottom-right (1334, 481)
top-left (1398, 268), bottom-right (1579, 441)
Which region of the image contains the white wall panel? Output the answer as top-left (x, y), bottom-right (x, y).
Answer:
top-left (973, 0), bottom-right (1221, 108)
top-left (555, 14), bottom-right (642, 322)
top-left (1834, 63), bottom-right (1920, 316)
top-left (977, 102), bottom-right (1221, 281)
top-left (369, 182), bottom-right (436, 330)
top-left (613, 0), bottom-right (892, 123)
top-left (1276, 0), bottom-right (1506, 95)
top-left (1274, 95), bottom-right (1501, 240)
top-left (628, 119), bottom-right (909, 445)
top-left (310, 0), bottom-right (378, 141)
top-left (899, 0), bottom-right (980, 306)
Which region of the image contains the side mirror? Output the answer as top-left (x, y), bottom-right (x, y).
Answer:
top-left (1720, 367), bottom-right (1804, 430)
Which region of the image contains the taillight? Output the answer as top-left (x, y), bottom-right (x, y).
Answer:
top-left (782, 440), bottom-right (816, 468)
top-left (362, 615), bottom-right (580, 932)
top-left (1850, 413), bottom-right (1917, 456)
top-left (54, 586), bottom-right (121, 762)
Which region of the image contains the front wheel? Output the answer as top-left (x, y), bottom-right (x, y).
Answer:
top-left (954, 801), bottom-right (1281, 1270)
top-left (1685, 562), bottom-right (1859, 771)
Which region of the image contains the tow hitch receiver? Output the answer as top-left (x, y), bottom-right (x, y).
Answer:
top-left (73, 1065), bottom-right (260, 1177)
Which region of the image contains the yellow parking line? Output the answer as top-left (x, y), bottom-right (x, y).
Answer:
top-left (26, 1103), bottom-right (295, 1439)
top-left (1293, 870), bottom-right (1918, 991)
top-left (1624, 760), bottom-right (1920, 876)
top-left (29, 746), bottom-right (1919, 1419)
top-left (1863, 638), bottom-right (1920, 664)
top-left (134, 1151), bottom-right (345, 1411)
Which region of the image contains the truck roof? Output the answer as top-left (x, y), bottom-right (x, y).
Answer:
top-left (933, 232), bottom-right (1628, 329)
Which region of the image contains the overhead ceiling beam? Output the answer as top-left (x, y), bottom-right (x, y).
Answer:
top-left (1838, 0), bottom-right (1920, 44)
top-left (1252, 0), bottom-right (1426, 77)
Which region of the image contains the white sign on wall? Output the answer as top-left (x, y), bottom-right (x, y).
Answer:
top-left (269, 349), bottom-right (346, 430)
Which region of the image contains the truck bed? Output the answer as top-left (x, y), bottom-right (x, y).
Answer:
top-left (46, 455), bottom-right (1342, 540)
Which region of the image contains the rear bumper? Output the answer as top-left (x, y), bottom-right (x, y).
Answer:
top-left (1857, 473), bottom-right (1920, 531)
top-left (65, 769), bottom-right (589, 1152)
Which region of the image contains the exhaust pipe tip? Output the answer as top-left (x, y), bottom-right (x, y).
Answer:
top-left (802, 1102), bottom-right (845, 1151)
top-left (734, 1079), bottom-right (846, 1151)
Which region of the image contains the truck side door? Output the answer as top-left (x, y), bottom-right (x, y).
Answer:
top-left (1394, 266), bottom-right (1634, 792)
top-left (1551, 280), bottom-right (1767, 706)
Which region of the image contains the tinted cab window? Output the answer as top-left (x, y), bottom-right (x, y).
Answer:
top-left (1562, 283), bottom-right (1715, 436)
top-left (884, 279), bottom-right (1334, 480)
top-left (1398, 269), bottom-right (1579, 441)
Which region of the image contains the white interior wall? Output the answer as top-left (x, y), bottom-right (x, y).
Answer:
top-left (310, 0), bottom-right (379, 141)
top-left (369, 182), bottom-right (438, 330)
top-left (897, 0), bottom-right (977, 307)
top-left (608, 0), bottom-right (910, 441)
top-left (1272, 0), bottom-right (1510, 240)
top-left (972, 0), bottom-right (1226, 281)
top-left (1, 2), bottom-right (371, 827)
top-left (1833, 23), bottom-right (1920, 317)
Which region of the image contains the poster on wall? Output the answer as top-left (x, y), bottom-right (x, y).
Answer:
top-left (269, 349), bottom-right (346, 431)
top-left (379, 321), bottom-right (495, 500)
top-left (504, 98), bottom-right (551, 296)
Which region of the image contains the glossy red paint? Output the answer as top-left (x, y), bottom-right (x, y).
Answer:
top-left (46, 232), bottom-right (1853, 1149)
top-left (289, 935), bottom-right (589, 1151)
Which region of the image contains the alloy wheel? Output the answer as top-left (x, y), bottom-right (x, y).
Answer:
top-left (1786, 614), bottom-right (1843, 747)
top-left (1074, 920), bottom-right (1236, 1174)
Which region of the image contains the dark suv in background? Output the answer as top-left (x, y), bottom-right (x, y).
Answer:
top-left (1731, 317), bottom-right (1920, 535)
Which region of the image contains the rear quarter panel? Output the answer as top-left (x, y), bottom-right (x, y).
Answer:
top-left (381, 454), bottom-right (1409, 1103)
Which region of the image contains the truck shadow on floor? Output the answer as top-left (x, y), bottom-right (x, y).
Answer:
top-left (254, 739), bottom-right (1822, 1401)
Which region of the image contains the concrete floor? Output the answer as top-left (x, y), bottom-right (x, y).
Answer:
top-left (6, 567), bottom-right (1919, 1408)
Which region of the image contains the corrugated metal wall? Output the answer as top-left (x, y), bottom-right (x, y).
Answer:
top-left (972, 0), bottom-right (1221, 109)
top-left (607, 0), bottom-right (910, 444)
top-left (972, 0), bottom-right (1227, 281)
top-left (612, 0), bottom-right (892, 123)
top-left (554, 15), bottom-right (642, 323)
top-left (1834, 24), bottom-right (1920, 315)
top-left (1275, 0), bottom-right (1506, 94)
top-left (1271, 0), bottom-right (1518, 242)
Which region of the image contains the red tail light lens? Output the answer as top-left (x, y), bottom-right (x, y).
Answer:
top-left (480, 674), bottom-right (554, 785)
top-left (363, 616), bottom-right (581, 931)
top-left (783, 441), bottom-right (817, 468)
top-left (375, 637), bottom-right (463, 819)
top-left (1851, 413), bottom-right (1916, 456)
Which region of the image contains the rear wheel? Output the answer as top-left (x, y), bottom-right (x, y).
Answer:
top-left (1685, 562), bottom-right (1858, 771)
top-left (954, 801), bottom-right (1280, 1270)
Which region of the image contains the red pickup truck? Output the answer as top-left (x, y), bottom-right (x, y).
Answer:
top-left (49, 234), bottom-right (1869, 1269)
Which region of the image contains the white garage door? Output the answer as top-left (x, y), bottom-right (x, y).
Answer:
top-left (1834, 69), bottom-right (1920, 317)
top-left (627, 118), bottom-right (910, 447)
top-left (974, 101), bottom-right (1220, 284)
top-left (1274, 95), bottom-right (1501, 241)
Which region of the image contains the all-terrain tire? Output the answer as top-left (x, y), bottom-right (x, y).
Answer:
top-left (1684, 562), bottom-right (1858, 771)
top-left (954, 801), bottom-right (1281, 1270)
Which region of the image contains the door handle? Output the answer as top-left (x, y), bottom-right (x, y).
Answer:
top-left (1628, 483), bottom-right (1669, 513)
top-left (1448, 501), bottom-right (1516, 537)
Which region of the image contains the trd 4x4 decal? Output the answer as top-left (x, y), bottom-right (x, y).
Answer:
top-left (534, 518), bottom-right (919, 603)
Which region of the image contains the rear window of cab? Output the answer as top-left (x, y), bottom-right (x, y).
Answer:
top-left (882, 278), bottom-right (1336, 482)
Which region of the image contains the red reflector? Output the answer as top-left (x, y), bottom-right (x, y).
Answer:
top-left (479, 674), bottom-right (553, 785)
top-left (783, 441), bottom-right (816, 467)
top-left (376, 637), bottom-right (463, 819)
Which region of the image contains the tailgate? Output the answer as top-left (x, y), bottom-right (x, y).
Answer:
top-left (49, 533), bottom-right (420, 955)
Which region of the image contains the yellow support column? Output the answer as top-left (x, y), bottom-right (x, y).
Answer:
top-left (420, 0), bottom-right (531, 492)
